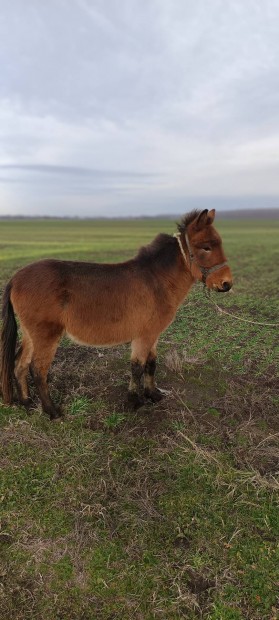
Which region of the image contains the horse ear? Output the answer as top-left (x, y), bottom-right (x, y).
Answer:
top-left (195, 209), bottom-right (209, 230)
top-left (207, 209), bottom-right (215, 225)
top-left (195, 209), bottom-right (216, 230)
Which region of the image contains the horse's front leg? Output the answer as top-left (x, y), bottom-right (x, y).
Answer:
top-left (128, 338), bottom-right (154, 408)
top-left (127, 359), bottom-right (145, 408)
top-left (128, 338), bottom-right (163, 409)
top-left (144, 343), bottom-right (163, 403)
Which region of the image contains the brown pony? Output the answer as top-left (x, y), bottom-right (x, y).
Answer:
top-left (1, 209), bottom-right (232, 419)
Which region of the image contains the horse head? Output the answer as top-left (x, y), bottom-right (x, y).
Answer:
top-left (182, 209), bottom-right (233, 292)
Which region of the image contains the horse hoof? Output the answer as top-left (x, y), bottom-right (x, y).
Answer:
top-left (144, 388), bottom-right (164, 403)
top-left (51, 414), bottom-right (64, 422)
top-left (127, 392), bottom-right (145, 410)
top-left (52, 407), bottom-right (63, 420)
top-left (45, 405), bottom-right (63, 420)
top-left (21, 397), bottom-right (33, 410)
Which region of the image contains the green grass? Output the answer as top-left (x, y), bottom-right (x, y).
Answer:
top-left (69, 396), bottom-right (93, 415)
top-left (0, 217), bottom-right (278, 619)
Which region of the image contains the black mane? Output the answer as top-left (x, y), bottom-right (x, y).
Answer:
top-left (136, 233), bottom-right (178, 270)
top-left (135, 211), bottom-right (203, 270)
top-left (177, 209), bottom-right (201, 234)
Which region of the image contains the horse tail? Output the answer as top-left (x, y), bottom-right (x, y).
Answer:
top-left (1, 282), bottom-right (17, 404)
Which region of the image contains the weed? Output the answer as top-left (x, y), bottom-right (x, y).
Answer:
top-left (69, 396), bottom-right (92, 415)
top-left (103, 411), bottom-right (125, 429)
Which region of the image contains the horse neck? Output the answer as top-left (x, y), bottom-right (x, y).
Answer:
top-left (156, 253), bottom-right (195, 306)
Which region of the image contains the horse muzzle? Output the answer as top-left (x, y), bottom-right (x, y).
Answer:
top-left (205, 266), bottom-right (233, 293)
top-left (217, 280), bottom-right (233, 292)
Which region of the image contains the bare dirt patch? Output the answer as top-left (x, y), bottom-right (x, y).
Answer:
top-left (22, 341), bottom-right (278, 480)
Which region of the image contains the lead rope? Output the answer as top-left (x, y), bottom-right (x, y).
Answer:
top-left (204, 289), bottom-right (279, 327)
top-left (174, 233), bottom-right (279, 328)
top-left (173, 232), bottom-right (190, 268)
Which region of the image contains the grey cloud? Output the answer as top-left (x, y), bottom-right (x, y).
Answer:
top-left (1, 0), bottom-right (279, 215)
top-left (0, 164), bottom-right (159, 179)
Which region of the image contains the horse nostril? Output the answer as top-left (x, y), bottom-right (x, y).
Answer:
top-left (222, 281), bottom-right (231, 292)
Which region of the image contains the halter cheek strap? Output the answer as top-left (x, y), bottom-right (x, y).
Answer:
top-left (174, 232), bottom-right (228, 284)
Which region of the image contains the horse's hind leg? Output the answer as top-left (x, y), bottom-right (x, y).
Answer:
top-left (14, 330), bottom-right (33, 407)
top-left (144, 342), bottom-right (163, 403)
top-left (30, 324), bottom-right (63, 419)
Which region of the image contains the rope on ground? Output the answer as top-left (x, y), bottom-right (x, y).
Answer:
top-left (204, 290), bottom-right (279, 327)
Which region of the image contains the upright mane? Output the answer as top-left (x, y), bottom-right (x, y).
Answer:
top-left (177, 209), bottom-right (201, 234)
top-left (136, 233), bottom-right (178, 269)
top-left (136, 210), bottom-right (203, 269)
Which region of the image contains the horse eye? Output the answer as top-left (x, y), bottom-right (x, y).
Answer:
top-left (203, 246), bottom-right (211, 252)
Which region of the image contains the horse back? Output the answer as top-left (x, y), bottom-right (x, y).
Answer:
top-left (10, 258), bottom-right (176, 346)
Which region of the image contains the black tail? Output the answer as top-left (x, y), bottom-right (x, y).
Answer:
top-left (1, 282), bottom-right (17, 404)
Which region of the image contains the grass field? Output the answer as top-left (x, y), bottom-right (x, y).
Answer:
top-left (0, 217), bottom-right (278, 620)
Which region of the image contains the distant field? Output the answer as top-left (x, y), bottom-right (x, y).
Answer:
top-left (0, 217), bottom-right (278, 620)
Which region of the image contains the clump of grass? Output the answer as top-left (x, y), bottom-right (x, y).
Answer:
top-left (69, 396), bottom-right (92, 415)
top-left (165, 347), bottom-right (203, 373)
top-left (208, 407), bottom-right (221, 418)
top-left (103, 411), bottom-right (125, 429)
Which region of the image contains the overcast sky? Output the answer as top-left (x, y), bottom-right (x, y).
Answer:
top-left (1, 0), bottom-right (279, 216)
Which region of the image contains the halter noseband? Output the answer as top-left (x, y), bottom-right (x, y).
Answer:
top-left (174, 232), bottom-right (228, 285)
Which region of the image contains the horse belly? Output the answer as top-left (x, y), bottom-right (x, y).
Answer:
top-left (66, 327), bottom-right (130, 348)
top-left (64, 305), bottom-right (138, 347)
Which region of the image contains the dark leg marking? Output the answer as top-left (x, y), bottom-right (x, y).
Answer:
top-left (128, 360), bottom-right (145, 409)
top-left (144, 356), bottom-right (163, 403)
